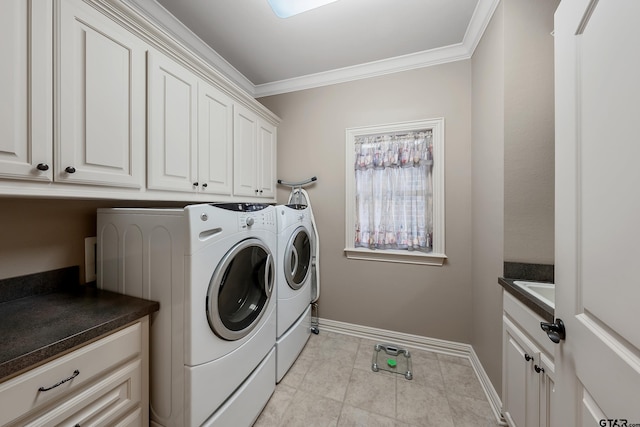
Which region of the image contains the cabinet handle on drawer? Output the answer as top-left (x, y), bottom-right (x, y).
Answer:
top-left (534, 364), bottom-right (545, 374)
top-left (524, 353), bottom-right (533, 362)
top-left (65, 166), bottom-right (76, 174)
top-left (36, 163), bottom-right (49, 171)
top-left (38, 369), bottom-right (80, 392)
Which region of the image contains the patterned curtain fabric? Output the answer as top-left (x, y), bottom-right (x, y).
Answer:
top-left (354, 131), bottom-right (433, 252)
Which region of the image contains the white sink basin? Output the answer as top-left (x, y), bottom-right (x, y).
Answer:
top-left (513, 281), bottom-right (555, 308)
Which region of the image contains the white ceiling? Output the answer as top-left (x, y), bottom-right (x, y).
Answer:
top-left (124, 0), bottom-right (498, 97)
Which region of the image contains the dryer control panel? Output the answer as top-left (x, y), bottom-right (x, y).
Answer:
top-left (239, 210), bottom-right (276, 230)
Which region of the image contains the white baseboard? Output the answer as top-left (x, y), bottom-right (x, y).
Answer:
top-left (318, 317), bottom-right (506, 424)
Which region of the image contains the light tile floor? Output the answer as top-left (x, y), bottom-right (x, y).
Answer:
top-left (254, 331), bottom-right (500, 427)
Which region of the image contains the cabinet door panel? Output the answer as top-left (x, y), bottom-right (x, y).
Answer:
top-left (198, 81), bottom-right (233, 195)
top-left (147, 52), bottom-right (198, 192)
top-left (233, 105), bottom-right (258, 197)
top-left (0, 0), bottom-right (52, 181)
top-left (258, 119), bottom-right (276, 198)
top-left (503, 317), bottom-right (540, 427)
top-left (57, 0), bottom-right (144, 187)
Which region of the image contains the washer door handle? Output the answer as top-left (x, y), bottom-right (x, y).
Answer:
top-left (264, 253), bottom-right (274, 297)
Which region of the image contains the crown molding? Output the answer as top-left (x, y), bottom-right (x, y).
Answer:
top-left (121, 0), bottom-right (256, 95)
top-left (122, 0), bottom-right (500, 98)
top-left (254, 0), bottom-right (500, 97)
top-left (254, 43), bottom-right (471, 97)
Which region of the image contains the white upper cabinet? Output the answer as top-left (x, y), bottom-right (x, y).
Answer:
top-left (234, 103), bottom-right (276, 199)
top-left (257, 119), bottom-right (276, 199)
top-left (198, 80), bottom-right (234, 195)
top-left (147, 50), bottom-right (199, 192)
top-left (147, 51), bottom-right (234, 196)
top-left (56, 0), bottom-right (146, 188)
top-left (0, 0), bottom-right (278, 201)
top-left (0, 1), bottom-right (52, 181)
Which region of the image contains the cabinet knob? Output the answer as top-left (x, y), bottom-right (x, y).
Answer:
top-left (193, 182), bottom-right (199, 187)
top-left (524, 353), bottom-right (533, 362)
top-left (259, 189), bottom-right (263, 194)
top-left (534, 364), bottom-right (545, 374)
top-left (255, 189), bottom-right (259, 193)
top-left (36, 163), bottom-right (49, 171)
top-left (65, 166), bottom-right (76, 174)
top-left (202, 183), bottom-right (208, 188)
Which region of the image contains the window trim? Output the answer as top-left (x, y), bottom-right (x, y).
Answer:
top-left (344, 118), bottom-right (446, 266)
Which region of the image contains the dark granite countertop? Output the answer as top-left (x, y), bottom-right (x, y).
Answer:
top-left (0, 267), bottom-right (159, 382)
top-left (499, 262), bottom-right (554, 323)
top-left (498, 277), bottom-right (554, 322)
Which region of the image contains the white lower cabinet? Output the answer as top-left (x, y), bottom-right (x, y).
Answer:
top-left (502, 292), bottom-right (555, 427)
top-left (0, 318), bottom-right (150, 427)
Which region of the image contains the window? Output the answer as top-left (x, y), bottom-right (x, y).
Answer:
top-left (344, 118), bottom-right (446, 265)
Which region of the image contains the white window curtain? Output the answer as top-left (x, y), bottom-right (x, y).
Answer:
top-left (354, 131), bottom-right (434, 252)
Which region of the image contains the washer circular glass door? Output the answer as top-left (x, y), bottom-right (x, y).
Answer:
top-left (284, 226), bottom-right (311, 290)
top-left (206, 238), bottom-right (274, 341)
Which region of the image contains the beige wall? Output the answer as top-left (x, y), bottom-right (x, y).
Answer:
top-left (504, 0), bottom-right (558, 263)
top-left (259, 61), bottom-right (474, 343)
top-left (0, 198), bottom-right (184, 283)
top-left (471, 0), bottom-right (505, 395)
top-left (469, 0), bottom-right (559, 395)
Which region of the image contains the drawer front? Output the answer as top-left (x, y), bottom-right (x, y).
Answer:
top-left (20, 359), bottom-right (142, 427)
top-left (0, 322), bottom-right (141, 426)
top-left (503, 291), bottom-right (555, 357)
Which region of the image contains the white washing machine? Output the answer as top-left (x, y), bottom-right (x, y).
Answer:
top-left (97, 203), bottom-right (277, 427)
top-left (275, 204), bottom-right (314, 382)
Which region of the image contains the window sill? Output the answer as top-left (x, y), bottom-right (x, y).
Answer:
top-left (344, 248), bottom-right (447, 266)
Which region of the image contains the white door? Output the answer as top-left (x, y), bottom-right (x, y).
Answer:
top-left (147, 51), bottom-right (198, 192)
top-left (554, 1), bottom-right (640, 425)
top-left (198, 80), bottom-right (233, 195)
top-left (0, 1), bottom-right (52, 181)
top-left (57, 0), bottom-right (145, 187)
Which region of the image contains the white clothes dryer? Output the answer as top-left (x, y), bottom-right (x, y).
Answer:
top-left (275, 204), bottom-right (314, 382)
top-left (97, 203), bottom-right (277, 427)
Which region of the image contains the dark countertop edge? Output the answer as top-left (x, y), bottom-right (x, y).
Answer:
top-left (499, 277), bottom-right (554, 323)
top-left (0, 294), bottom-right (159, 382)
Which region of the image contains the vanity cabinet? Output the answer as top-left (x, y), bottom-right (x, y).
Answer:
top-left (0, 1), bottom-right (52, 182)
top-left (502, 291), bottom-right (555, 427)
top-left (0, 318), bottom-right (150, 427)
top-left (147, 51), bottom-right (233, 195)
top-left (233, 103), bottom-right (276, 199)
